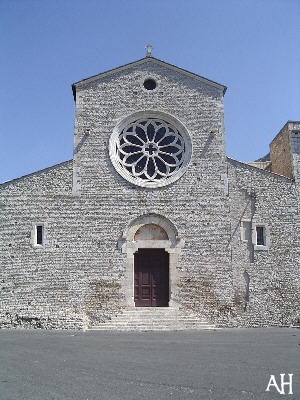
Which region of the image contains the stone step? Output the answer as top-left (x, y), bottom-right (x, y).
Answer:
top-left (88, 307), bottom-right (215, 331)
top-left (90, 326), bottom-right (215, 331)
top-left (105, 318), bottom-right (208, 323)
top-left (90, 325), bottom-right (216, 331)
top-left (108, 314), bottom-right (204, 319)
top-left (106, 319), bottom-right (207, 324)
top-left (104, 318), bottom-right (208, 324)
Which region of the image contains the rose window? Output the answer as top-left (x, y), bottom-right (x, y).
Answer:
top-left (110, 115), bottom-right (191, 188)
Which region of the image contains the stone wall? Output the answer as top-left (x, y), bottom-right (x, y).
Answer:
top-left (1, 59), bottom-right (299, 329)
top-left (0, 161), bottom-right (86, 329)
top-left (270, 123), bottom-right (293, 178)
top-left (72, 60), bottom-right (234, 325)
top-left (227, 159), bottom-right (300, 327)
top-left (269, 121), bottom-right (300, 180)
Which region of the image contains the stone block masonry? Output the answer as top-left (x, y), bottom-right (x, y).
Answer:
top-left (0, 56), bottom-right (299, 329)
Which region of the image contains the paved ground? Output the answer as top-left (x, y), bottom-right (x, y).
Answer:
top-left (0, 328), bottom-right (299, 400)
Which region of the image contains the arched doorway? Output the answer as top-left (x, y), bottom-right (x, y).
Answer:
top-left (120, 214), bottom-right (185, 308)
top-left (133, 224), bottom-right (169, 307)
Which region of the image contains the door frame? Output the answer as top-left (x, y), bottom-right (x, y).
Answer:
top-left (119, 214), bottom-right (185, 308)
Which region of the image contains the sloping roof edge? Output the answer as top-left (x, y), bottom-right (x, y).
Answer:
top-left (226, 157), bottom-right (292, 182)
top-left (0, 160), bottom-right (72, 187)
top-left (72, 56), bottom-right (227, 100)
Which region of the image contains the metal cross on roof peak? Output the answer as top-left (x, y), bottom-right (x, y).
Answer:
top-left (145, 44), bottom-right (153, 57)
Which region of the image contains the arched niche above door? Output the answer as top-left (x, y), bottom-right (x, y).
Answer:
top-left (134, 224), bottom-right (168, 241)
top-left (118, 213), bottom-right (185, 254)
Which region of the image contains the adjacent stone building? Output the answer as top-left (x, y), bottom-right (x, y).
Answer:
top-left (0, 53), bottom-right (299, 329)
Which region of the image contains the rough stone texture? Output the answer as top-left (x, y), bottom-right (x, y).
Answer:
top-left (270, 122), bottom-right (294, 178)
top-left (227, 159), bottom-right (300, 327)
top-left (270, 121), bottom-right (300, 180)
top-left (0, 57), bottom-right (299, 329)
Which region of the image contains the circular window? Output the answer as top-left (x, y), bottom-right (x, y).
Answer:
top-left (143, 79), bottom-right (157, 90)
top-left (109, 112), bottom-right (192, 188)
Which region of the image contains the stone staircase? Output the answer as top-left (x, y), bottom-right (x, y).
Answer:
top-left (88, 307), bottom-right (216, 331)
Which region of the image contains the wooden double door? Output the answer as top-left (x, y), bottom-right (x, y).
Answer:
top-left (134, 248), bottom-right (169, 307)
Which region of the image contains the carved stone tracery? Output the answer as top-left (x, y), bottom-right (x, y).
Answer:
top-left (109, 111), bottom-right (192, 188)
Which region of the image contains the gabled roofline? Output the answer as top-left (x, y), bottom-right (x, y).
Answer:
top-left (226, 157), bottom-right (293, 182)
top-left (72, 56), bottom-right (227, 100)
top-left (0, 160), bottom-right (72, 187)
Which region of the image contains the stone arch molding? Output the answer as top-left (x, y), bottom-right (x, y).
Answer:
top-left (119, 213), bottom-right (185, 308)
top-left (123, 213), bottom-right (181, 247)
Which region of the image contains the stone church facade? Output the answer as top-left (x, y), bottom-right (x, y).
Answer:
top-left (0, 54), bottom-right (299, 329)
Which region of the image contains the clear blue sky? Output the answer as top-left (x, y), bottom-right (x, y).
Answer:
top-left (1, 0), bottom-right (299, 183)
